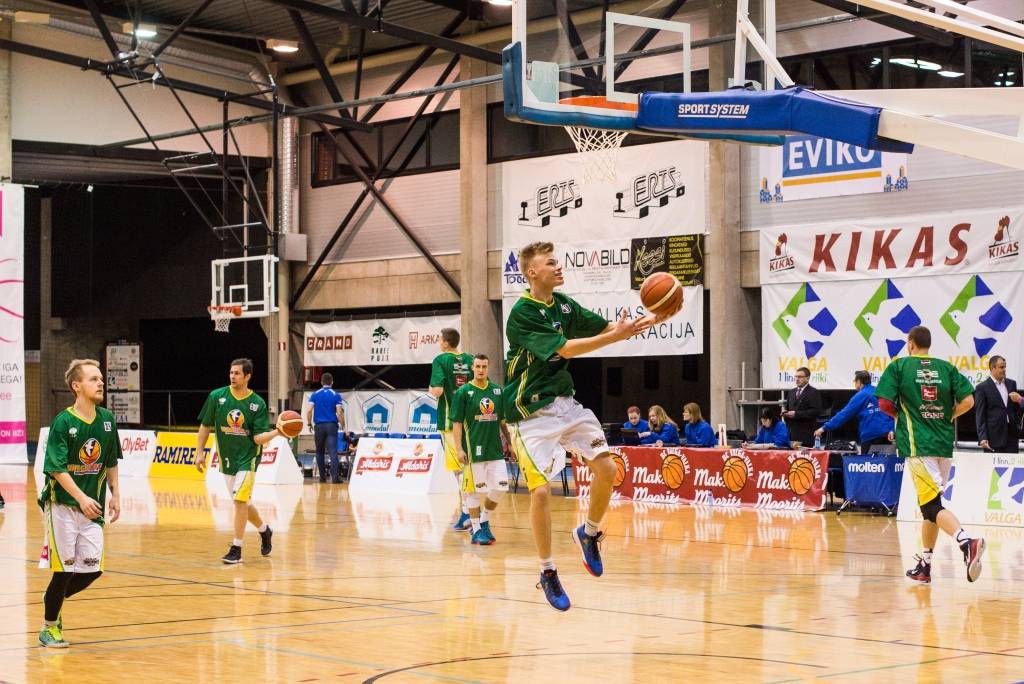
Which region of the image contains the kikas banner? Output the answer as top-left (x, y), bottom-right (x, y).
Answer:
top-left (501, 139), bottom-right (707, 245)
top-left (501, 286), bottom-right (703, 358)
top-left (757, 134), bottom-right (909, 204)
top-left (762, 271), bottom-right (1024, 389)
top-left (0, 185), bottom-right (26, 464)
top-left (304, 314), bottom-right (460, 367)
top-left (760, 208), bottom-right (1024, 284)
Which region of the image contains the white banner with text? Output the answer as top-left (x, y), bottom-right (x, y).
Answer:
top-left (0, 185), bottom-right (26, 464)
top-left (304, 314), bottom-right (461, 367)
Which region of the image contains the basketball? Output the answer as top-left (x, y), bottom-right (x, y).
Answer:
top-left (722, 456), bottom-right (748, 493)
top-left (661, 454), bottom-right (686, 490)
top-left (612, 453), bottom-right (627, 487)
top-left (277, 410), bottom-right (304, 438)
top-left (640, 272), bottom-right (683, 314)
top-left (788, 458), bottom-right (816, 495)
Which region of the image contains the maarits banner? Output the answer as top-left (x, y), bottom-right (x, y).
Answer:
top-left (761, 208), bottom-right (1024, 389)
top-left (0, 185), bottom-right (26, 464)
top-left (304, 314), bottom-right (460, 367)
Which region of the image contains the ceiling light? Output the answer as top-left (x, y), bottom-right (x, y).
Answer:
top-left (487, 0), bottom-right (514, 6)
top-left (122, 21), bottom-right (157, 38)
top-left (937, 70), bottom-right (964, 78)
top-left (870, 57), bottom-right (881, 66)
top-left (889, 58), bottom-right (941, 71)
top-left (267, 39), bottom-right (299, 53)
top-left (14, 11), bottom-right (51, 23)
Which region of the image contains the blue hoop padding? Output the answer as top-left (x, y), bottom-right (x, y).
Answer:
top-left (637, 87), bottom-right (913, 153)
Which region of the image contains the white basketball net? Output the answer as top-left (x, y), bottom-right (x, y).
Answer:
top-left (208, 307), bottom-right (240, 333)
top-left (565, 126), bottom-right (629, 183)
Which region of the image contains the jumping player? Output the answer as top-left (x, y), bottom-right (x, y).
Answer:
top-left (37, 359), bottom-right (122, 648)
top-left (505, 242), bottom-right (676, 610)
top-left (195, 358), bottom-right (282, 564)
top-left (428, 328), bottom-right (474, 530)
top-left (451, 354), bottom-right (511, 546)
top-left (875, 326), bottom-right (986, 584)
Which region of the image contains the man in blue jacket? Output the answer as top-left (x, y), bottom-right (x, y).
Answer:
top-left (814, 370), bottom-right (893, 453)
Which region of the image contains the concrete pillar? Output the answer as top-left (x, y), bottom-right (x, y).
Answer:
top-left (0, 19), bottom-right (10, 180)
top-left (707, 0), bottom-right (760, 432)
top-left (459, 58), bottom-right (501, 362)
top-left (39, 197), bottom-right (54, 422)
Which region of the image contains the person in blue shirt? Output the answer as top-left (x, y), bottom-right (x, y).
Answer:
top-left (640, 405), bottom-right (680, 446)
top-left (748, 406), bottom-right (791, 449)
top-left (622, 405), bottom-right (649, 434)
top-left (814, 370), bottom-right (894, 454)
top-left (305, 372), bottom-right (346, 483)
top-left (682, 402), bottom-right (717, 447)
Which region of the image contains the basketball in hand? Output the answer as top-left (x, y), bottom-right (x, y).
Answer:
top-left (277, 410), bottom-right (304, 438)
top-left (640, 272), bottom-right (683, 315)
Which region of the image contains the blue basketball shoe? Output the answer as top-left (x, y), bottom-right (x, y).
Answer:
top-left (572, 524), bottom-right (605, 577)
top-left (537, 569), bottom-right (570, 611)
top-left (453, 512), bottom-right (471, 531)
top-left (480, 521), bottom-right (495, 544)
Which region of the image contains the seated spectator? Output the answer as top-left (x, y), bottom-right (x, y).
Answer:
top-left (640, 405), bottom-right (680, 446)
top-left (747, 407), bottom-right (791, 449)
top-left (682, 402), bottom-right (717, 447)
top-left (622, 405), bottom-right (649, 433)
top-left (814, 370), bottom-right (894, 454)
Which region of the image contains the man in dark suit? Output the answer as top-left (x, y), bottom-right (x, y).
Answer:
top-left (975, 355), bottom-right (1023, 453)
top-left (784, 366), bottom-right (823, 447)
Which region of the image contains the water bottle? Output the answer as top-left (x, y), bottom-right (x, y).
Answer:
top-left (814, 434), bottom-right (822, 450)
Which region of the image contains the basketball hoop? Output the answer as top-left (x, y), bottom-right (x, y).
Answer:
top-left (559, 96), bottom-right (636, 183)
top-left (208, 305), bottom-right (242, 333)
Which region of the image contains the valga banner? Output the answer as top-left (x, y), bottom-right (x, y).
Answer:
top-left (760, 208), bottom-right (1024, 284)
top-left (501, 286), bottom-right (704, 358)
top-left (761, 272), bottom-right (1024, 389)
top-left (501, 139), bottom-right (707, 245)
top-left (0, 185), bottom-right (26, 464)
top-left (573, 446), bottom-right (829, 511)
top-left (304, 314), bottom-right (460, 366)
top-left (757, 134), bottom-right (909, 204)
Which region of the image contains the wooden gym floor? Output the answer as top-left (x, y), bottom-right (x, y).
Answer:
top-left (1, 465), bottom-right (1022, 683)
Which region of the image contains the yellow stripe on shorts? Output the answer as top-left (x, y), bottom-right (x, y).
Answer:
top-left (234, 470), bottom-right (256, 502)
top-left (46, 506), bottom-right (64, 572)
top-left (909, 458), bottom-right (942, 506)
top-left (512, 427), bottom-right (548, 491)
top-left (442, 431), bottom-right (464, 472)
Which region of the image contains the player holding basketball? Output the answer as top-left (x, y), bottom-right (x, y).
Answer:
top-left (428, 328), bottom-right (475, 531)
top-left (37, 359), bottom-right (122, 648)
top-left (451, 354), bottom-right (511, 546)
top-left (875, 326), bottom-right (986, 584)
top-left (506, 242), bottom-right (677, 610)
top-left (195, 358), bottom-right (282, 564)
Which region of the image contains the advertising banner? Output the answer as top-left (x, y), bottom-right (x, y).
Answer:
top-left (761, 271), bottom-right (1024, 389)
top-left (757, 134), bottom-right (909, 204)
top-left (149, 431), bottom-right (213, 481)
top-left (501, 139), bottom-right (707, 245)
top-left (760, 208), bottom-right (1023, 284)
top-left (572, 446), bottom-right (829, 511)
top-left (298, 389), bottom-right (438, 436)
top-left (0, 184), bottom-right (26, 464)
top-left (897, 451), bottom-right (1024, 528)
top-left (304, 314), bottom-right (461, 367)
top-left (347, 437), bottom-right (459, 495)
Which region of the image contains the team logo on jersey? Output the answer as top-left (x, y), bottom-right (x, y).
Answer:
top-left (103, 421), bottom-right (112, 432)
top-left (921, 385), bottom-right (938, 402)
top-left (221, 408), bottom-right (249, 436)
top-left (79, 438), bottom-right (101, 465)
top-left (560, 303), bottom-right (571, 314)
top-left (69, 427), bottom-right (78, 436)
top-left (250, 403), bottom-right (259, 412)
top-left (476, 397), bottom-right (498, 422)
top-left (218, 397), bottom-right (226, 404)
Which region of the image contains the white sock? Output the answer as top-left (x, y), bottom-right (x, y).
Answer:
top-left (540, 558), bottom-right (555, 572)
top-left (955, 528), bottom-right (970, 545)
top-left (232, 538), bottom-right (243, 547)
top-left (921, 548), bottom-right (933, 563)
top-left (257, 524), bottom-right (268, 533)
top-left (44, 620), bottom-right (57, 627)
top-left (461, 504), bottom-right (469, 515)
top-left (584, 519), bottom-right (600, 536)
top-left (480, 508), bottom-right (491, 524)
top-left (471, 517), bottom-right (481, 533)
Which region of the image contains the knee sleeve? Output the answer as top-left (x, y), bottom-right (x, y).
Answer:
top-left (464, 493), bottom-right (480, 509)
top-left (920, 495), bottom-right (943, 523)
top-left (485, 491), bottom-right (501, 506)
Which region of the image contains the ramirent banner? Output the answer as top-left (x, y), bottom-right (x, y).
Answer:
top-left (761, 272), bottom-right (1024, 389)
top-left (304, 314), bottom-right (460, 366)
top-left (0, 185), bottom-right (26, 464)
top-left (760, 208), bottom-right (1024, 284)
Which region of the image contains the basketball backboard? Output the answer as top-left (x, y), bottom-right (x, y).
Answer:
top-left (210, 254), bottom-right (279, 318)
top-left (507, 0), bottom-right (693, 131)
